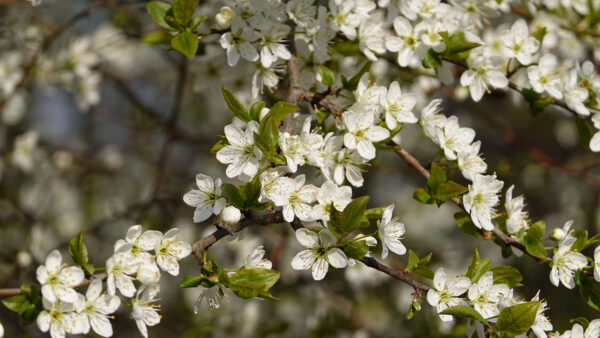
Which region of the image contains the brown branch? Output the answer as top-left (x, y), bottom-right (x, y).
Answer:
top-left (0, 2), bottom-right (103, 114)
top-left (360, 257), bottom-right (430, 292)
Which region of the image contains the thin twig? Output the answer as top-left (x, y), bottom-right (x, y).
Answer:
top-left (0, 273), bottom-right (106, 298)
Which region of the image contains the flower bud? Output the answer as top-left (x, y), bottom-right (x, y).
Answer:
top-left (221, 206), bottom-right (241, 224)
top-left (550, 228), bottom-right (565, 241)
top-left (16, 251), bottom-right (32, 267)
top-left (215, 7), bottom-right (234, 30)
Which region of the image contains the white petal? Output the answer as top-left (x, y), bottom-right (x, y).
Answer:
top-left (291, 250), bottom-right (316, 270)
top-left (326, 248), bottom-right (348, 268)
top-left (311, 256), bottom-right (329, 280)
top-left (90, 314), bottom-right (113, 337)
top-left (295, 228), bottom-right (319, 248)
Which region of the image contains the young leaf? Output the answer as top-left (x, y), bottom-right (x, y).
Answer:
top-left (406, 250), bottom-right (434, 279)
top-left (172, 0), bottom-right (199, 26)
top-left (221, 183), bottom-right (245, 209)
top-left (523, 221), bottom-right (548, 259)
top-left (140, 30), bottom-right (173, 45)
top-left (435, 181), bottom-right (468, 201)
top-left (454, 212), bottom-right (484, 239)
top-left (69, 231), bottom-right (91, 274)
top-left (427, 163), bottom-right (447, 192)
top-left (221, 85), bottom-right (250, 122)
top-left (179, 275), bottom-right (215, 288)
top-left (422, 49), bottom-right (442, 68)
top-left (521, 88), bottom-right (552, 116)
top-left (146, 1), bottom-right (176, 31)
top-left (189, 14), bottom-right (207, 31)
top-left (344, 240), bottom-right (369, 260)
top-left (267, 101), bottom-right (298, 124)
top-left (317, 65), bottom-right (335, 86)
top-left (575, 270), bottom-right (600, 311)
top-left (497, 301), bottom-right (540, 336)
top-left (490, 266), bottom-right (523, 287)
top-left (250, 101), bottom-right (266, 122)
top-left (413, 188), bottom-right (434, 204)
top-left (341, 62), bottom-right (370, 91)
top-left (228, 268), bottom-right (280, 300)
top-left (171, 31), bottom-right (199, 59)
top-left (440, 306), bottom-right (489, 326)
top-left (465, 247), bottom-right (491, 283)
top-left (342, 196), bottom-right (370, 233)
top-left (258, 116), bottom-right (279, 151)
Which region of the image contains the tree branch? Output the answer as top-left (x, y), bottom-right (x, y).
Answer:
top-left (0, 273), bottom-right (106, 298)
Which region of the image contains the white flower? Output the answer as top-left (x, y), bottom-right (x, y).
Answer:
top-left (291, 228), bottom-right (348, 280)
top-left (194, 286), bottom-right (226, 312)
top-left (357, 12), bottom-right (387, 61)
top-left (132, 285), bottom-right (161, 338)
top-left (114, 225), bottom-right (162, 264)
top-left (501, 19), bottom-right (540, 65)
top-left (269, 174), bottom-right (318, 222)
top-left (286, 0), bottom-right (318, 29)
top-left (591, 113), bottom-right (600, 152)
top-left (279, 117), bottom-right (322, 173)
top-left (12, 131), bottom-right (38, 172)
top-left (463, 173), bottom-right (504, 231)
top-left (312, 180), bottom-right (352, 223)
top-left (219, 30), bottom-right (260, 67)
top-left (333, 149), bottom-right (367, 187)
top-left (106, 244), bottom-right (138, 297)
top-left (36, 250), bottom-right (85, 303)
top-left (550, 230), bottom-right (587, 289)
top-left (155, 228), bottom-right (192, 276)
top-left (386, 16), bottom-right (420, 67)
top-left (381, 81), bottom-right (417, 129)
top-left (420, 99), bottom-right (447, 144)
top-left (460, 56), bottom-right (508, 102)
top-left (329, 0), bottom-right (362, 40)
top-left (37, 298), bottom-right (85, 338)
top-left (258, 25), bottom-right (291, 68)
top-left (594, 246), bottom-right (600, 283)
top-left (529, 291), bottom-right (553, 338)
top-left (216, 121), bottom-right (263, 179)
top-left (243, 245), bottom-right (272, 269)
top-left (560, 319), bottom-right (600, 338)
top-left (427, 268), bottom-right (471, 321)
top-left (457, 140), bottom-right (487, 181)
top-left (564, 68), bottom-right (590, 116)
top-left (504, 185), bottom-right (529, 234)
top-left (252, 62), bottom-right (283, 98)
top-left (468, 272), bottom-right (510, 319)
top-left (342, 110), bottom-right (390, 160)
top-left (0, 320), bottom-right (3, 338)
top-left (437, 116), bottom-right (476, 161)
top-left (74, 280), bottom-right (120, 337)
top-left (221, 205), bottom-right (242, 224)
top-left (215, 6), bottom-right (235, 30)
top-left (527, 54), bottom-right (563, 99)
top-left (378, 205), bottom-right (407, 259)
top-left (183, 174), bottom-right (226, 223)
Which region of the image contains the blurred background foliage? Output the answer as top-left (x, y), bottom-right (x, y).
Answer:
top-left (0, 0), bottom-right (599, 337)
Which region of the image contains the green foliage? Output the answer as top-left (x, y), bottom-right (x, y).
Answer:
top-left (267, 101), bottom-right (299, 124)
top-left (519, 221), bottom-right (548, 259)
top-left (2, 284), bottom-right (43, 326)
top-left (228, 268), bottom-right (280, 300)
top-left (414, 164), bottom-right (468, 206)
top-left (171, 31), bottom-right (198, 59)
top-left (221, 178), bottom-right (268, 211)
top-left (421, 31), bottom-right (480, 68)
top-left (497, 301), bottom-right (540, 336)
top-left (521, 88), bottom-right (553, 116)
top-left (210, 135), bottom-right (228, 153)
top-left (440, 306), bottom-right (489, 326)
top-left (172, 0), bottom-right (199, 26)
top-left (328, 196), bottom-right (370, 240)
top-left (341, 62), bottom-right (370, 91)
top-left (572, 229), bottom-right (599, 252)
top-left (179, 275), bottom-right (216, 288)
top-left (221, 85), bottom-right (251, 122)
top-left (454, 212), bottom-right (484, 239)
top-left (69, 231), bottom-right (94, 275)
top-left (317, 65), bottom-right (335, 86)
top-left (140, 30), bottom-right (173, 44)
top-left (575, 270), bottom-right (600, 311)
top-left (465, 247), bottom-right (491, 283)
top-left (575, 117), bottom-right (595, 150)
top-left (406, 250), bottom-right (434, 279)
top-left (146, 1), bottom-right (177, 31)
top-left (250, 101), bottom-right (266, 122)
top-left (343, 240), bottom-right (369, 260)
top-left (490, 266), bottom-right (523, 287)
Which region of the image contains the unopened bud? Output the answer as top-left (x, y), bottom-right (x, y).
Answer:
top-left (221, 206), bottom-right (241, 224)
top-left (550, 228), bottom-right (565, 241)
top-left (216, 7), bottom-right (234, 30)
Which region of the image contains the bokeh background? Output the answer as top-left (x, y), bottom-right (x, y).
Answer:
top-left (1, 1), bottom-right (599, 337)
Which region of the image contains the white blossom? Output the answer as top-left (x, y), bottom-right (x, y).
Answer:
top-left (427, 268), bottom-right (471, 321)
top-left (342, 110), bottom-right (389, 160)
top-left (36, 250), bottom-right (85, 303)
top-left (183, 174), bottom-right (226, 223)
top-left (463, 173), bottom-right (504, 231)
top-left (216, 121), bottom-right (263, 179)
top-left (504, 185), bottom-right (529, 234)
top-left (154, 228), bottom-right (192, 276)
top-left (550, 228), bottom-right (587, 289)
top-left (378, 205), bottom-right (407, 259)
top-left (132, 285), bottom-right (161, 338)
top-left (74, 280), bottom-right (120, 337)
top-left (291, 228), bottom-right (348, 280)
top-left (468, 272), bottom-right (510, 319)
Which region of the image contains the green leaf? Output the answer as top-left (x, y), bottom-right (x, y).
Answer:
top-left (570, 317), bottom-right (590, 329)
top-left (406, 250), bottom-right (434, 279)
top-left (172, 0), bottom-right (199, 26)
top-left (341, 62), bottom-right (370, 91)
top-left (240, 177), bottom-right (262, 208)
top-left (440, 306), bottom-right (489, 326)
top-left (171, 31), bottom-right (198, 59)
top-left (179, 275), bottom-right (215, 288)
top-left (497, 301), bottom-right (540, 336)
top-left (140, 30), bottom-right (173, 44)
top-left (344, 240), bottom-right (369, 260)
top-left (523, 221), bottom-right (548, 259)
top-left (145, 1), bottom-right (176, 31)
top-left (427, 163), bottom-right (446, 192)
top-left (435, 181), bottom-right (468, 201)
top-left (422, 49), bottom-right (442, 68)
top-left (572, 229), bottom-right (599, 252)
top-left (259, 116), bottom-right (280, 151)
top-left (521, 88), bottom-right (552, 116)
top-left (441, 31), bottom-right (480, 57)
top-left (221, 183), bottom-right (245, 209)
top-left (575, 270), bottom-right (600, 311)
top-left (228, 268), bottom-right (280, 300)
top-left (490, 266), bottom-right (523, 287)
top-left (575, 117), bottom-right (595, 150)
top-left (221, 85), bottom-right (250, 122)
top-left (2, 295), bottom-right (29, 313)
top-left (328, 208), bottom-right (346, 240)
top-left (465, 247), bottom-right (491, 283)
top-left (267, 101), bottom-right (298, 124)
top-left (454, 212), bottom-right (484, 239)
top-left (532, 26), bottom-right (547, 44)
top-left (211, 135), bottom-right (228, 153)
top-left (69, 231), bottom-right (92, 274)
top-left (317, 65), bottom-right (335, 86)
top-left (268, 154), bottom-right (287, 166)
top-left (331, 40), bottom-right (363, 57)
top-left (364, 207), bottom-right (385, 220)
top-left (413, 188), bottom-right (434, 204)
top-left (250, 101), bottom-right (266, 122)
top-left (342, 196), bottom-right (370, 233)
top-left (189, 14), bottom-right (206, 31)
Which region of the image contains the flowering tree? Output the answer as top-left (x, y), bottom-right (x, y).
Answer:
top-left (2, 0), bottom-right (600, 337)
